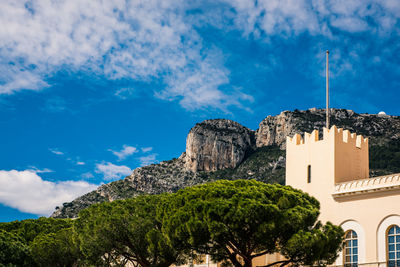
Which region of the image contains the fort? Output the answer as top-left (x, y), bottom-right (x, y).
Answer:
top-left (286, 126), bottom-right (400, 267)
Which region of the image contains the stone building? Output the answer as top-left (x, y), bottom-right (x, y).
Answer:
top-left (286, 125), bottom-right (400, 267)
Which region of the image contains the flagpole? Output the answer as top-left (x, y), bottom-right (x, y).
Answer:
top-left (326, 50), bottom-right (330, 129)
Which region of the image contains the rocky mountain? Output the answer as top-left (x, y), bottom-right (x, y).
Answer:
top-left (51, 108), bottom-right (400, 218)
top-left (185, 119), bottom-right (256, 172)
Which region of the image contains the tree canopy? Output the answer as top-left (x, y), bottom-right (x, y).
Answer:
top-left (0, 217), bottom-right (77, 267)
top-left (160, 179), bottom-right (344, 267)
top-left (0, 229), bottom-right (33, 267)
top-left (74, 194), bottom-right (186, 267)
top-left (0, 180), bottom-right (344, 267)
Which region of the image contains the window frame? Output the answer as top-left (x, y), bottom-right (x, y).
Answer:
top-left (343, 230), bottom-right (358, 267)
top-left (386, 224), bottom-right (400, 267)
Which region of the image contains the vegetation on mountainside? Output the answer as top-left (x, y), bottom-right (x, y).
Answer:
top-left (0, 180), bottom-right (344, 267)
top-left (370, 139), bottom-right (400, 176)
top-left (201, 146), bottom-right (285, 185)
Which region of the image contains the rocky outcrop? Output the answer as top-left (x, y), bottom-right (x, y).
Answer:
top-left (256, 108), bottom-right (400, 148)
top-left (52, 157), bottom-right (204, 218)
top-left (256, 111), bottom-right (301, 148)
top-left (184, 119), bottom-right (256, 172)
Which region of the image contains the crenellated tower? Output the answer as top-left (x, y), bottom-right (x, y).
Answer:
top-left (286, 125), bottom-right (369, 191)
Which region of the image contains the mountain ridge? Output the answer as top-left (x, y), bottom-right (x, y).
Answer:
top-left (51, 108), bottom-right (400, 218)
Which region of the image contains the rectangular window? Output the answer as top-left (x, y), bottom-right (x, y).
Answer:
top-left (307, 165), bottom-right (311, 183)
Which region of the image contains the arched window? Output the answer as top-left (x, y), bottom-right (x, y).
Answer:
top-left (387, 225), bottom-right (400, 267)
top-left (344, 230), bottom-right (358, 267)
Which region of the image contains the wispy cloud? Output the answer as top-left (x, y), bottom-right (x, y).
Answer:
top-left (223, 0), bottom-right (400, 37)
top-left (114, 88), bottom-right (137, 100)
top-left (43, 97), bottom-right (68, 113)
top-left (26, 167), bottom-right (53, 173)
top-left (0, 170), bottom-right (97, 216)
top-left (1, 0), bottom-right (399, 111)
top-left (109, 145), bottom-right (138, 161)
top-left (49, 148), bottom-right (64, 155)
top-left (95, 162), bottom-right (132, 180)
top-left (141, 147), bottom-right (153, 153)
top-left (0, 0), bottom-right (243, 111)
top-left (81, 172), bottom-right (94, 179)
top-left (76, 161), bottom-right (85, 165)
top-left (139, 154), bottom-right (158, 167)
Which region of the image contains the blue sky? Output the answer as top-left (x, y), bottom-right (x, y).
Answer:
top-left (0, 0), bottom-right (399, 222)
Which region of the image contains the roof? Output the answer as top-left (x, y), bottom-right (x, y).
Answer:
top-left (333, 173), bottom-right (400, 199)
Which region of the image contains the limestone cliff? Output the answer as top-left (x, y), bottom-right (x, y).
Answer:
top-left (184, 119), bottom-right (256, 172)
top-left (256, 108), bottom-right (400, 148)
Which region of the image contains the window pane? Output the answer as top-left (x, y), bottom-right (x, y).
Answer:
top-left (353, 255), bottom-right (358, 262)
top-left (346, 256), bottom-right (351, 262)
top-left (397, 251), bottom-right (400, 258)
top-left (389, 244), bottom-right (395, 251)
top-left (353, 239), bottom-right (358, 246)
top-left (389, 252), bottom-right (395, 259)
top-left (395, 226), bottom-right (400, 234)
top-left (389, 227), bottom-right (395, 235)
top-left (353, 247), bottom-right (358, 254)
top-left (389, 236), bottom-right (395, 243)
top-left (396, 235), bottom-right (400, 242)
top-left (388, 261), bottom-right (395, 267)
top-left (352, 263), bottom-right (358, 267)
top-left (346, 248), bottom-right (351, 254)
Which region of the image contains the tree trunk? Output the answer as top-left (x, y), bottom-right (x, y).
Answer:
top-left (243, 257), bottom-right (252, 267)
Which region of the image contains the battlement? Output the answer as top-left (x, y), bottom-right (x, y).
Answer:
top-left (286, 125), bottom-right (369, 184)
top-left (286, 125), bottom-right (368, 149)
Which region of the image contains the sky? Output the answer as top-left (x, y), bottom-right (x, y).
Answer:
top-left (0, 0), bottom-right (399, 222)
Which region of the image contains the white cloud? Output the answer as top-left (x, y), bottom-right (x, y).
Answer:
top-left (81, 172), bottom-right (94, 179)
top-left (141, 147), bottom-right (153, 153)
top-left (139, 154), bottom-right (158, 167)
top-left (95, 162), bottom-right (132, 180)
top-left (49, 148), bottom-right (64, 155)
top-left (0, 170), bottom-right (97, 216)
top-left (76, 161), bottom-right (85, 165)
top-left (26, 167), bottom-right (53, 173)
top-left (1, 0), bottom-right (399, 111)
top-left (224, 0), bottom-right (400, 37)
top-left (109, 145), bottom-right (138, 161)
top-left (0, 0), bottom-right (243, 111)
top-left (159, 51), bottom-right (241, 110)
top-left (114, 87), bottom-right (137, 100)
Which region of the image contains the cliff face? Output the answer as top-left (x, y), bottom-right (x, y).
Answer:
top-left (256, 109), bottom-right (400, 148)
top-left (184, 119), bottom-right (256, 172)
top-left (51, 108), bottom-right (400, 219)
top-left (256, 111), bottom-right (300, 148)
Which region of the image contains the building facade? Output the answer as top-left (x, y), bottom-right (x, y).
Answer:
top-left (286, 125), bottom-right (400, 267)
